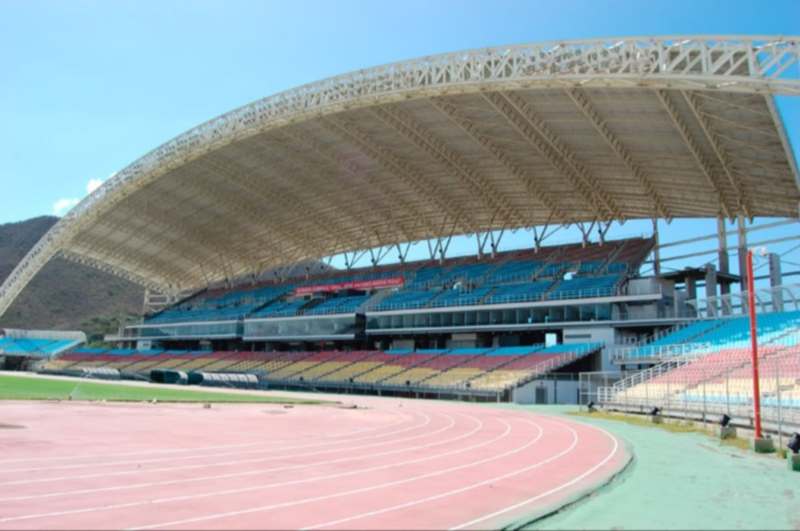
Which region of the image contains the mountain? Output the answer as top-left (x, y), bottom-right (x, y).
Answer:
top-left (0, 216), bottom-right (143, 340)
top-left (0, 216), bottom-right (335, 342)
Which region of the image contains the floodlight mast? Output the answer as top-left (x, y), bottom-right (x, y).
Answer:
top-left (746, 248), bottom-right (763, 440)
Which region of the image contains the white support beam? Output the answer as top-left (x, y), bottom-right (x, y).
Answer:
top-left (275, 129), bottom-right (416, 242)
top-left (655, 89), bottom-right (735, 219)
top-left (565, 88), bottom-right (672, 221)
top-left (60, 250), bottom-right (171, 293)
top-left (498, 91), bottom-right (623, 221)
top-left (681, 90), bottom-right (753, 218)
top-left (1, 35), bottom-right (798, 319)
top-left (370, 105), bottom-right (526, 229)
top-left (321, 116), bottom-right (478, 234)
top-left (481, 91), bottom-right (615, 223)
top-left (428, 97), bottom-right (569, 225)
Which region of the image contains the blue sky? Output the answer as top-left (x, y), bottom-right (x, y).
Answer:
top-left (1, 0), bottom-right (799, 277)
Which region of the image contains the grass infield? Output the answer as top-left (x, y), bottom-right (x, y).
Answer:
top-left (0, 373), bottom-right (326, 404)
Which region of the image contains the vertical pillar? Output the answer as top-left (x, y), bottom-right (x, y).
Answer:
top-left (717, 217), bottom-right (731, 311)
top-left (475, 233), bottom-right (484, 261)
top-left (686, 276), bottom-right (696, 297)
top-left (705, 264), bottom-right (718, 318)
top-left (737, 214), bottom-right (748, 314)
top-left (717, 217), bottom-right (730, 274)
top-left (652, 218), bottom-right (661, 276)
top-left (769, 253), bottom-right (783, 312)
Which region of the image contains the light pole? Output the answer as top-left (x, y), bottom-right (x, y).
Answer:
top-left (745, 248), bottom-right (763, 440)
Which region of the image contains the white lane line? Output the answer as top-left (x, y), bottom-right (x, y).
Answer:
top-left (0, 413), bottom-right (505, 525)
top-left (0, 407), bottom-right (410, 465)
top-left (1, 410), bottom-right (418, 474)
top-left (0, 411), bottom-right (463, 502)
top-left (125, 417), bottom-right (539, 530)
top-left (450, 422), bottom-right (622, 530)
top-left (0, 411), bottom-right (430, 487)
top-left (300, 416), bottom-right (575, 530)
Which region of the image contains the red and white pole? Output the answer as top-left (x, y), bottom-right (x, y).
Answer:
top-left (746, 248), bottom-right (763, 439)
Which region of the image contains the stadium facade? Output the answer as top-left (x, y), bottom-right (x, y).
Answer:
top-left (2, 36), bottom-right (800, 407)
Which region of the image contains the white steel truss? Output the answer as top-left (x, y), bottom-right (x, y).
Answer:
top-left (1, 35), bottom-right (799, 317)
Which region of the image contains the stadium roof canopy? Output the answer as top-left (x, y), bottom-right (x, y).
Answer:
top-left (2, 35), bottom-right (800, 315)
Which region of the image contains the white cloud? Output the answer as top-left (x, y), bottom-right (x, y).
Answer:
top-left (52, 174), bottom-right (115, 216)
top-left (86, 178), bottom-right (104, 194)
top-left (53, 198), bottom-right (80, 216)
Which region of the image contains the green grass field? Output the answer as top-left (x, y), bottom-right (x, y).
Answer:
top-left (0, 374), bottom-right (326, 404)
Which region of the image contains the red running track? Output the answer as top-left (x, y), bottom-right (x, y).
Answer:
top-left (0, 397), bottom-right (628, 530)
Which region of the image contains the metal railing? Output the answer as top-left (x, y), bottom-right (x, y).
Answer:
top-left (688, 283), bottom-right (800, 318)
top-left (599, 333), bottom-right (800, 436)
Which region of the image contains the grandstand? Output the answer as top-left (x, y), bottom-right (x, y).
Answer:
top-left (0, 36), bottom-right (798, 411)
top-left (602, 310), bottom-right (800, 426)
top-left (43, 341), bottom-right (602, 400)
top-left (0, 328), bottom-right (85, 370)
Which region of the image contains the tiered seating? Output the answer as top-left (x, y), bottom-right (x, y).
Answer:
top-left (147, 285), bottom-right (291, 324)
top-left (400, 352), bottom-right (486, 386)
top-left (469, 344), bottom-right (602, 390)
top-left (0, 337), bottom-right (80, 355)
top-left (136, 237), bottom-right (651, 326)
top-left (318, 351), bottom-right (400, 382)
top-left (484, 260), bottom-right (539, 284)
top-left (613, 310), bottom-right (800, 409)
top-left (421, 348), bottom-right (499, 387)
top-left (219, 352), bottom-right (273, 373)
top-left (626, 310), bottom-right (800, 359)
top-left (430, 287), bottom-right (492, 307)
top-left (650, 320), bottom-right (723, 347)
top-left (265, 351), bottom-right (341, 379)
top-left (45, 342), bottom-right (603, 392)
top-left (549, 274), bottom-right (621, 299)
top-left (485, 281), bottom-right (552, 304)
top-left (289, 351), bottom-right (377, 380)
top-left (407, 265), bottom-right (444, 288)
top-left (375, 290), bottom-right (440, 310)
top-left (249, 298), bottom-right (308, 318)
top-left (436, 263), bottom-right (493, 285)
top-left (304, 295), bottom-right (370, 315)
top-left (218, 351), bottom-right (316, 374)
top-left (117, 352), bottom-right (177, 373)
top-left (164, 351), bottom-right (230, 372)
top-left (367, 351), bottom-right (448, 384)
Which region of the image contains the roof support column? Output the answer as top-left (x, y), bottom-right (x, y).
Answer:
top-left (705, 264), bottom-right (719, 318)
top-left (475, 232), bottom-right (491, 260)
top-left (652, 218), bottom-right (661, 277)
top-left (737, 213), bottom-right (749, 314)
top-left (717, 217), bottom-right (730, 275)
top-left (489, 229), bottom-right (504, 259)
top-left (768, 253), bottom-right (783, 312)
top-left (717, 217), bottom-right (732, 313)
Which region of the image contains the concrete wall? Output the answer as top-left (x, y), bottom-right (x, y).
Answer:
top-left (513, 378), bottom-right (580, 405)
top-left (562, 326), bottom-right (616, 371)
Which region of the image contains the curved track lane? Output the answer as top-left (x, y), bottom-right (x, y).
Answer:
top-left (0, 398), bottom-right (628, 530)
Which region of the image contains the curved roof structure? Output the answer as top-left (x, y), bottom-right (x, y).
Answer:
top-left (2, 35), bottom-right (800, 316)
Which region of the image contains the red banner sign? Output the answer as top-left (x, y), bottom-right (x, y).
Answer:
top-left (294, 276), bottom-right (404, 296)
